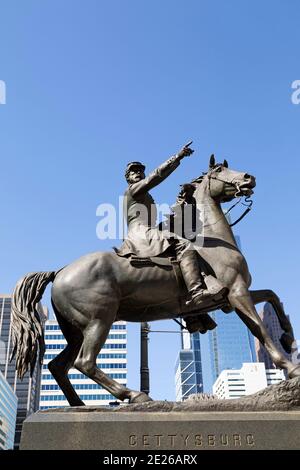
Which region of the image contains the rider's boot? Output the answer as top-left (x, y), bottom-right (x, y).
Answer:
top-left (180, 251), bottom-right (228, 307)
top-left (184, 313), bottom-right (217, 334)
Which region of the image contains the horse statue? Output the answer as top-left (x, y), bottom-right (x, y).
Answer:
top-left (10, 155), bottom-right (300, 406)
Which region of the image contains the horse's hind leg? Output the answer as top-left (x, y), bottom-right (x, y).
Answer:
top-left (48, 343), bottom-right (84, 406)
top-left (229, 286), bottom-right (300, 379)
top-left (74, 318), bottom-right (152, 404)
top-left (250, 289), bottom-right (295, 353)
top-left (48, 307), bottom-right (84, 406)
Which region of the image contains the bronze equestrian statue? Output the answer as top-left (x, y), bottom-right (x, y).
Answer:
top-left (10, 144), bottom-right (300, 406)
top-left (116, 142), bottom-right (228, 333)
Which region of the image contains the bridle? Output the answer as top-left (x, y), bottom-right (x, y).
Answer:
top-left (173, 166), bottom-right (254, 331)
top-left (207, 168), bottom-right (253, 227)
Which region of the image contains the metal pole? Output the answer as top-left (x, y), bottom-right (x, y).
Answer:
top-left (140, 322), bottom-right (150, 395)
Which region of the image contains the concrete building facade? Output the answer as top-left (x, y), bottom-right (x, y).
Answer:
top-left (213, 362), bottom-right (285, 399)
top-left (40, 319), bottom-right (127, 408)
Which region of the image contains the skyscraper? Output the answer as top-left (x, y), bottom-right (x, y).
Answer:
top-left (255, 302), bottom-right (294, 370)
top-left (208, 310), bottom-right (255, 383)
top-left (175, 329), bottom-right (203, 401)
top-left (0, 294), bottom-right (47, 448)
top-left (40, 319), bottom-right (127, 408)
top-left (0, 370), bottom-right (18, 450)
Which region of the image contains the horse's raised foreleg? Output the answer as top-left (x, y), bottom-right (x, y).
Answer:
top-left (250, 289), bottom-right (295, 353)
top-left (74, 318), bottom-right (152, 403)
top-left (229, 286), bottom-right (300, 379)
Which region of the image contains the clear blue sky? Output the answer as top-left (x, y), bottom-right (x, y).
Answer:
top-left (0, 0), bottom-right (300, 400)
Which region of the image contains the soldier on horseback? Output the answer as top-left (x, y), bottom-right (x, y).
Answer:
top-left (116, 142), bottom-right (228, 323)
top-left (12, 151), bottom-right (300, 406)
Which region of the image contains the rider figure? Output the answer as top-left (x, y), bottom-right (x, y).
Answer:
top-left (116, 143), bottom-right (227, 307)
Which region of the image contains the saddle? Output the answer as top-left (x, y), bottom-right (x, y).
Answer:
top-left (129, 254), bottom-right (186, 295)
top-left (128, 254), bottom-right (228, 334)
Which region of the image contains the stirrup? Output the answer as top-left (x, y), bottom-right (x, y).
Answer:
top-left (186, 286), bottom-right (228, 307)
top-left (185, 316), bottom-right (206, 334)
top-left (185, 315), bottom-right (217, 334)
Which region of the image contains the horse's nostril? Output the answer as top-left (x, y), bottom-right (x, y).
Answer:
top-left (244, 174), bottom-right (251, 180)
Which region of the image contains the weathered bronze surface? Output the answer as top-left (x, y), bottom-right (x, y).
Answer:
top-left (10, 144), bottom-right (300, 406)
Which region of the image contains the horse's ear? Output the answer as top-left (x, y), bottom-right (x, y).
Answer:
top-left (223, 159), bottom-right (228, 168)
top-left (209, 154), bottom-right (215, 168)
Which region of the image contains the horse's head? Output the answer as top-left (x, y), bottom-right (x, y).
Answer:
top-left (193, 154), bottom-right (256, 203)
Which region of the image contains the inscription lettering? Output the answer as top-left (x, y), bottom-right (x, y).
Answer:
top-left (220, 434), bottom-right (229, 446)
top-left (128, 432), bottom-right (256, 448)
top-left (129, 435), bottom-right (137, 446)
top-left (168, 434), bottom-right (176, 447)
top-left (154, 434), bottom-right (163, 447)
top-left (233, 434), bottom-right (242, 446)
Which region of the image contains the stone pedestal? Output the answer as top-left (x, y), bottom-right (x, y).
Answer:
top-left (20, 409), bottom-right (300, 450)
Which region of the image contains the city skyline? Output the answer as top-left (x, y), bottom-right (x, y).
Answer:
top-left (213, 362), bottom-right (285, 400)
top-left (1, 1), bottom-right (300, 402)
top-left (175, 328), bottom-right (204, 401)
top-left (255, 302), bottom-right (297, 374)
top-left (0, 295), bottom-right (47, 448)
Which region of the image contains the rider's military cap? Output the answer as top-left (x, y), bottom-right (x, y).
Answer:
top-left (125, 161), bottom-right (146, 178)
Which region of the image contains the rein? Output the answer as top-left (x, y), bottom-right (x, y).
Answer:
top-left (206, 172), bottom-right (254, 227)
top-left (224, 197), bottom-right (253, 227)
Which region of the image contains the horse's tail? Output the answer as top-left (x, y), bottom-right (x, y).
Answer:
top-left (11, 271), bottom-right (56, 379)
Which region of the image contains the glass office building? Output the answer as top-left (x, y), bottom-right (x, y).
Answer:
top-left (40, 319), bottom-right (127, 408)
top-left (209, 310), bottom-right (256, 383)
top-left (175, 329), bottom-right (203, 401)
top-left (255, 302), bottom-right (296, 374)
top-left (0, 295), bottom-right (47, 448)
top-left (0, 370), bottom-right (18, 450)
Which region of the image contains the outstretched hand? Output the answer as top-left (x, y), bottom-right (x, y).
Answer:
top-left (177, 141), bottom-right (194, 159)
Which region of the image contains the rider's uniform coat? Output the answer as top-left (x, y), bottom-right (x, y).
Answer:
top-left (117, 156), bottom-right (191, 258)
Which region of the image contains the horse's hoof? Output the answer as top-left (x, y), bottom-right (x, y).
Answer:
top-left (288, 366), bottom-right (300, 379)
top-left (129, 391), bottom-right (153, 404)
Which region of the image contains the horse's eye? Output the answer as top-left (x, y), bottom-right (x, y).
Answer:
top-left (216, 166), bottom-right (222, 172)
